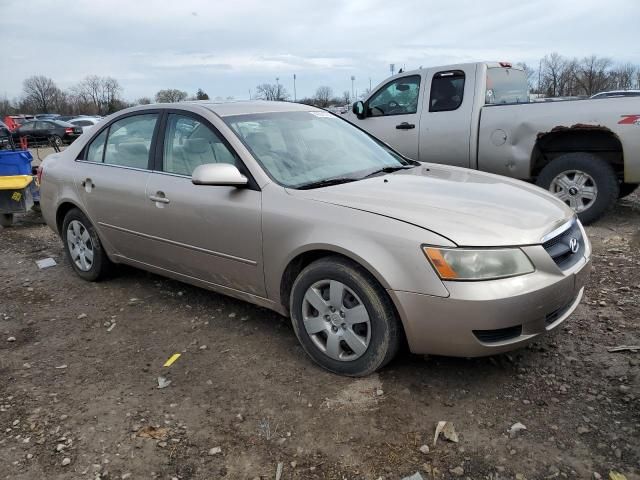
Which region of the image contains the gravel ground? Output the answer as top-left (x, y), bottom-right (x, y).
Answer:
top-left (0, 191), bottom-right (638, 480)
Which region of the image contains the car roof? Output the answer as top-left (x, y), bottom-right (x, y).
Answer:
top-left (194, 100), bottom-right (320, 117)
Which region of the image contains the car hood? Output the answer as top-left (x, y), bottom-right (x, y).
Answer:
top-left (288, 164), bottom-right (574, 247)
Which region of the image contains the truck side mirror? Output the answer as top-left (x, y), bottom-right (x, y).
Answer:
top-left (352, 101), bottom-right (366, 119)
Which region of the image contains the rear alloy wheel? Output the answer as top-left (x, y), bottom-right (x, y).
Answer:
top-left (290, 256), bottom-right (401, 376)
top-left (536, 152), bottom-right (619, 225)
top-left (62, 208), bottom-right (111, 281)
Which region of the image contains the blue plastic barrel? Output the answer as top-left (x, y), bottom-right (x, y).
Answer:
top-left (0, 150), bottom-right (33, 175)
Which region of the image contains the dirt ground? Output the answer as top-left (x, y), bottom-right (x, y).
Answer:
top-left (1, 185), bottom-right (638, 479)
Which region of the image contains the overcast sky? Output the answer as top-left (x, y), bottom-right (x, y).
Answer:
top-left (1, 0), bottom-right (639, 102)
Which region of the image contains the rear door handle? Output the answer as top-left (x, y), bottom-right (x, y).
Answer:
top-left (81, 178), bottom-right (94, 192)
top-left (396, 122), bottom-right (415, 130)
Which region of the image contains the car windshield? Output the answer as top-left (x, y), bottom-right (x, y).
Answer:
top-left (224, 111), bottom-right (412, 188)
top-left (485, 67), bottom-right (530, 104)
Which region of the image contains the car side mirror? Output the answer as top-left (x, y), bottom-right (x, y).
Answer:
top-left (352, 101), bottom-right (366, 119)
top-left (192, 163), bottom-right (248, 187)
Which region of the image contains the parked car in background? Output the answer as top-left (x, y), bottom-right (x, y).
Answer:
top-left (35, 113), bottom-right (61, 120)
top-left (0, 120), bottom-right (12, 149)
top-left (12, 120), bottom-right (82, 147)
top-left (347, 62), bottom-right (640, 224)
top-left (39, 101), bottom-right (591, 376)
top-left (69, 116), bottom-right (102, 133)
top-left (590, 90), bottom-right (640, 99)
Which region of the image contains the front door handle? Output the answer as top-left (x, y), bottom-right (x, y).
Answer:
top-left (149, 192), bottom-right (170, 206)
top-left (396, 122), bottom-right (416, 130)
top-left (149, 195), bottom-right (170, 204)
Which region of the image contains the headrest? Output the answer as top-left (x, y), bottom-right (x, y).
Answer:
top-left (183, 138), bottom-right (209, 154)
top-left (118, 143), bottom-right (148, 155)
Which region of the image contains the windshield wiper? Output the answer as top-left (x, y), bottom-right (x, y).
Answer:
top-left (295, 177), bottom-right (359, 190)
top-left (361, 164), bottom-right (415, 179)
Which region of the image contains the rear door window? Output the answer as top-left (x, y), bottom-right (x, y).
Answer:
top-left (85, 128), bottom-right (108, 163)
top-left (429, 70), bottom-right (465, 112)
top-left (103, 114), bottom-right (158, 169)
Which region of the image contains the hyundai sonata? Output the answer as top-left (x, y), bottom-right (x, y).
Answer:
top-left (39, 101), bottom-right (591, 376)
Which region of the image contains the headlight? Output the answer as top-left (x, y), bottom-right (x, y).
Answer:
top-left (423, 246), bottom-right (534, 281)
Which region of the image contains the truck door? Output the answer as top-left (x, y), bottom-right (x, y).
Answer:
top-left (419, 66), bottom-right (476, 168)
top-left (349, 74), bottom-right (423, 160)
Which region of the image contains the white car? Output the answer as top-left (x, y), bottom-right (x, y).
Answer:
top-left (69, 117), bottom-right (102, 133)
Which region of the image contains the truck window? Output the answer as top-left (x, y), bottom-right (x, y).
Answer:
top-left (485, 67), bottom-right (529, 104)
top-left (367, 75), bottom-right (421, 117)
top-left (429, 70), bottom-right (465, 112)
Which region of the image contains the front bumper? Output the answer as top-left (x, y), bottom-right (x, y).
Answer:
top-left (390, 246), bottom-right (591, 357)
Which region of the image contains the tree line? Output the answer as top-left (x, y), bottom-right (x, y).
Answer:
top-left (2, 53), bottom-right (638, 117)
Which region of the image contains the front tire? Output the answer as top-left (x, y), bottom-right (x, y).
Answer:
top-left (290, 256), bottom-right (401, 376)
top-left (536, 152), bottom-right (619, 225)
top-left (61, 208), bottom-right (111, 281)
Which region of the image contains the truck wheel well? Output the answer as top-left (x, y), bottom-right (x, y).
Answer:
top-left (531, 127), bottom-right (623, 178)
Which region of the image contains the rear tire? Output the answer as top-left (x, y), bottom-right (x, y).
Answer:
top-left (290, 256), bottom-right (401, 376)
top-left (619, 183), bottom-right (639, 199)
top-left (0, 213), bottom-right (13, 227)
top-left (61, 208), bottom-right (111, 281)
top-left (50, 135), bottom-right (62, 148)
top-left (536, 152), bottom-right (619, 225)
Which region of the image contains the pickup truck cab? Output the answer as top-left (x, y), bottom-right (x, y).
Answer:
top-left (347, 62), bottom-right (640, 223)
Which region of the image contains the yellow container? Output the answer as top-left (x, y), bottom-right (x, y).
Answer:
top-left (0, 175), bottom-right (33, 190)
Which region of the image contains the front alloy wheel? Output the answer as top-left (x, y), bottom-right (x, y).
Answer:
top-left (302, 280), bottom-right (371, 361)
top-left (290, 256), bottom-right (401, 376)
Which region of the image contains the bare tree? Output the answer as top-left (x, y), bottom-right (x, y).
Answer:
top-left (610, 63), bottom-right (637, 90)
top-left (313, 86), bottom-right (333, 107)
top-left (255, 83), bottom-right (289, 101)
top-left (155, 89), bottom-right (189, 103)
top-left (22, 75), bottom-right (62, 113)
top-left (574, 55), bottom-right (613, 96)
top-left (539, 53), bottom-right (578, 97)
top-left (516, 62), bottom-right (536, 91)
top-left (71, 75), bottom-right (123, 115)
top-left (137, 97), bottom-right (152, 105)
top-left (341, 90), bottom-right (351, 105)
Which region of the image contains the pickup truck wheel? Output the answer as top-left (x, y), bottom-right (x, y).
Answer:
top-left (619, 183), bottom-right (638, 199)
top-left (536, 153), bottom-right (619, 225)
top-left (290, 256), bottom-right (401, 376)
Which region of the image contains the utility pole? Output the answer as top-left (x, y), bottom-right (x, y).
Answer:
top-left (350, 75), bottom-right (355, 102)
top-left (538, 59), bottom-right (542, 94)
top-left (276, 77), bottom-right (280, 100)
top-left (293, 74), bottom-right (297, 102)
top-left (390, 64), bottom-right (395, 76)
top-left (369, 77), bottom-right (372, 92)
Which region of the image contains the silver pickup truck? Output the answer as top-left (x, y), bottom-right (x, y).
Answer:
top-left (346, 62), bottom-right (640, 223)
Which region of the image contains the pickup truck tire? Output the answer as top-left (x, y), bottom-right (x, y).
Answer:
top-left (536, 153), bottom-right (619, 225)
top-left (619, 183), bottom-right (639, 199)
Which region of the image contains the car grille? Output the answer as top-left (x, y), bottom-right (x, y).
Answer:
top-left (473, 325), bottom-right (523, 344)
top-left (542, 220), bottom-right (584, 270)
